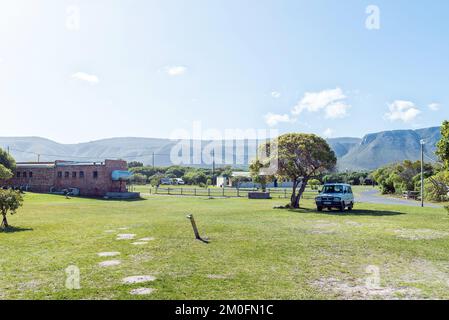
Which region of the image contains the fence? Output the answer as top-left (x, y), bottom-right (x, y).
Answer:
top-left (149, 186), bottom-right (318, 199)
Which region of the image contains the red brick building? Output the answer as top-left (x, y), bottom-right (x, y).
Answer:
top-left (1, 160), bottom-right (131, 197)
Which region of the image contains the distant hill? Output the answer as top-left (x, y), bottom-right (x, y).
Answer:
top-left (337, 127), bottom-right (441, 171)
top-left (0, 127), bottom-right (441, 171)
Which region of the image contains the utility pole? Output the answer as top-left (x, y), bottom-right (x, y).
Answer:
top-left (7, 146), bottom-right (10, 155)
top-left (212, 149), bottom-right (215, 185)
top-left (37, 154), bottom-right (41, 163)
top-left (152, 152), bottom-right (155, 169)
top-left (420, 139), bottom-right (425, 207)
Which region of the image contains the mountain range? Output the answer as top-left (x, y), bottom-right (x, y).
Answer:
top-left (0, 127), bottom-right (441, 171)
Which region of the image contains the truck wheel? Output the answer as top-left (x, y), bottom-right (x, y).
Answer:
top-left (348, 203), bottom-right (353, 211)
top-left (339, 203), bottom-right (345, 212)
top-left (317, 206), bottom-right (323, 212)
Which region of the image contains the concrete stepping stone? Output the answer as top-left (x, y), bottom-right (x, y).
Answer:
top-left (130, 288), bottom-right (154, 295)
top-left (122, 275), bottom-right (156, 284)
top-left (97, 252), bottom-right (120, 257)
top-left (118, 227), bottom-right (129, 230)
top-left (131, 242), bottom-right (148, 246)
top-left (104, 230), bottom-right (116, 233)
top-left (139, 237), bottom-right (155, 241)
top-left (98, 260), bottom-right (121, 267)
top-left (116, 234), bottom-right (136, 240)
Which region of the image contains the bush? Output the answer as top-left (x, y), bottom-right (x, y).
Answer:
top-left (308, 179), bottom-right (321, 190)
top-left (131, 173), bottom-right (147, 185)
top-left (0, 189), bottom-right (23, 229)
top-left (183, 171), bottom-right (207, 185)
top-left (372, 160), bottom-right (434, 195)
top-left (149, 173), bottom-right (165, 186)
top-left (424, 171), bottom-right (449, 202)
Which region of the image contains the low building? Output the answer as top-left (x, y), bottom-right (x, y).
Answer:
top-left (1, 159), bottom-right (133, 197)
top-left (216, 171), bottom-right (294, 188)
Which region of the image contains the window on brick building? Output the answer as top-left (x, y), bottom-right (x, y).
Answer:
top-left (23, 172), bottom-right (27, 178)
top-left (65, 172), bottom-right (69, 178)
top-left (17, 172), bottom-right (20, 178)
top-left (79, 171), bottom-right (84, 178)
top-left (29, 172), bottom-right (33, 178)
top-left (93, 171), bottom-right (98, 179)
top-left (72, 172), bottom-right (77, 178)
top-left (58, 172), bottom-right (62, 178)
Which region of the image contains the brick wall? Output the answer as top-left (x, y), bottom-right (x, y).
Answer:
top-left (0, 160), bottom-right (128, 197)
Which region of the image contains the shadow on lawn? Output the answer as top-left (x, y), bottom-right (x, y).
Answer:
top-left (287, 208), bottom-right (405, 216)
top-left (0, 226), bottom-right (34, 233)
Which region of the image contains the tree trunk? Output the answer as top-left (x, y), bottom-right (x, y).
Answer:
top-left (1, 213), bottom-right (8, 229)
top-left (290, 182), bottom-right (298, 208)
top-left (290, 179), bottom-right (308, 208)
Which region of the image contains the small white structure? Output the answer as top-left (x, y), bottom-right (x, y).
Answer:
top-left (216, 171), bottom-right (294, 188)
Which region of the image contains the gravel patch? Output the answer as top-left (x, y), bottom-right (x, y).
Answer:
top-left (394, 229), bottom-right (449, 240)
top-left (313, 277), bottom-right (421, 300)
top-left (122, 275), bottom-right (156, 284)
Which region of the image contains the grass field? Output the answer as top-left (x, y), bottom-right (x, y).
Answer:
top-left (1, 189), bottom-right (449, 300)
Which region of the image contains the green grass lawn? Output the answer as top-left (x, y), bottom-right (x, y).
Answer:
top-left (1, 191), bottom-right (449, 300)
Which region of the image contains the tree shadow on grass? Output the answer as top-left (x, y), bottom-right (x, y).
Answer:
top-left (0, 226), bottom-right (34, 233)
top-left (65, 195), bottom-right (147, 202)
top-left (286, 207), bottom-right (405, 217)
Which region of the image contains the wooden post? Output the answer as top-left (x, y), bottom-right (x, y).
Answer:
top-left (186, 214), bottom-right (209, 243)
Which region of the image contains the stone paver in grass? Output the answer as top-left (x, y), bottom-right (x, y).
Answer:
top-left (131, 242), bottom-right (148, 246)
top-left (122, 275), bottom-right (156, 284)
top-left (98, 260), bottom-right (121, 267)
top-left (118, 227), bottom-right (130, 230)
top-left (116, 234), bottom-right (136, 240)
top-left (130, 288), bottom-right (155, 295)
top-left (104, 230), bottom-right (116, 233)
top-left (139, 237), bottom-right (155, 241)
top-left (97, 252), bottom-right (120, 257)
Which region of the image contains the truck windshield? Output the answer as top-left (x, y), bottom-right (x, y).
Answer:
top-left (322, 185), bottom-right (344, 193)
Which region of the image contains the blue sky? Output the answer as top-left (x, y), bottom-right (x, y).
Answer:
top-left (0, 0), bottom-right (448, 143)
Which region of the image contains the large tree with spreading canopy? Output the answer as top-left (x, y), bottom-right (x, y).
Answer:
top-left (252, 133), bottom-right (336, 208)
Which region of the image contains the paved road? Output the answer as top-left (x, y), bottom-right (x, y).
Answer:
top-left (356, 189), bottom-right (441, 208)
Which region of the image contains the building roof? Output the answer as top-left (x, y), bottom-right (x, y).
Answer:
top-left (16, 162), bottom-right (55, 168)
top-left (231, 171), bottom-right (251, 178)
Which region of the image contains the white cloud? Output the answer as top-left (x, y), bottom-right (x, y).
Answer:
top-left (292, 87), bottom-right (346, 115)
top-left (264, 113), bottom-right (292, 127)
top-left (271, 91), bottom-right (281, 99)
top-left (71, 72), bottom-right (99, 85)
top-left (428, 103), bottom-right (440, 111)
top-left (322, 128), bottom-right (334, 138)
top-left (385, 100), bottom-right (421, 122)
top-left (165, 66), bottom-right (187, 76)
top-left (325, 101), bottom-right (351, 119)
